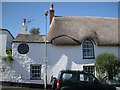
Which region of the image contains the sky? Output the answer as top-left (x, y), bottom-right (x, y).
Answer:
top-left (2, 2), bottom-right (118, 38)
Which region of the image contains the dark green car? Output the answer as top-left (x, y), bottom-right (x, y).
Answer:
top-left (55, 70), bottom-right (116, 90)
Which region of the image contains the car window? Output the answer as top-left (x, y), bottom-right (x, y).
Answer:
top-left (80, 74), bottom-right (84, 81)
top-left (62, 73), bottom-right (72, 81)
top-left (62, 72), bottom-right (79, 81)
top-left (80, 74), bottom-right (95, 82)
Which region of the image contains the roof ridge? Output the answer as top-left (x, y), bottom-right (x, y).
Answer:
top-left (18, 34), bottom-right (45, 36)
top-left (54, 16), bottom-right (118, 19)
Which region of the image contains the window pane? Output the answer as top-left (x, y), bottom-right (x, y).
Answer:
top-left (32, 66), bottom-right (34, 69)
top-left (32, 70), bottom-right (34, 73)
top-left (32, 74), bottom-right (35, 77)
top-left (35, 66), bottom-right (37, 69)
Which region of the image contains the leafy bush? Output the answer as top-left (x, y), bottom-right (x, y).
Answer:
top-left (2, 48), bottom-right (14, 63)
top-left (97, 75), bottom-right (102, 82)
top-left (2, 54), bottom-right (13, 63)
top-left (6, 48), bottom-right (12, 55)
top-left (95, 53), bottom-right (120, 80)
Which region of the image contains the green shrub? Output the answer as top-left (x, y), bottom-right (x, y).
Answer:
top-left (2, 48), bottom-right (13, 63)
top-left (95, 52), bottom-right (120, 80)
top-left (6, 48), bottom-right (12, 55)
top-left (97, 75), bottom-right (102, 82)
top-left (2, 57), bottom-right (7, 61)
top-left (2, 54), bottom-right (13, 63)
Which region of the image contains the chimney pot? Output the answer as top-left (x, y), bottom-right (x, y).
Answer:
top-left (21, 18), bottom-right (27, 34)
top-left (50, 3), bottom-right (53, 10)
top-left (23, 18), bottom-right (26, 26)
top-left (49, 3), bottom-right (54, 26)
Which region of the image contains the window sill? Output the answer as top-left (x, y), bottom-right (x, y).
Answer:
top-left (30, 78), bottom-right (42, 80)
top-left (83, 57), bottom-right (95, 59)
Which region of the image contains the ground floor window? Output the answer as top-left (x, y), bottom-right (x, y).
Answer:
top-left (83, 66), bottom-right (95, 75)
top-left (30, 64), bottom-right (41, 80)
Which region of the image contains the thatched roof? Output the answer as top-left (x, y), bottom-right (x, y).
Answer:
top-left (13, 34), bottom-right (49, 43)
top-left (47, 16), bottom-right (118, 46)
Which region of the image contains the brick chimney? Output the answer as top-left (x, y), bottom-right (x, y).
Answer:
top-left (49, 3), bottom-right (54, 26)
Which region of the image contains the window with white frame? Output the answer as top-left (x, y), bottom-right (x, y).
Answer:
top-left (83, 66), bottom-right (95, 75)
top-left (30, 64), bottom-right (41, 80)
top-left (82, 40), bottom-right (94, 59)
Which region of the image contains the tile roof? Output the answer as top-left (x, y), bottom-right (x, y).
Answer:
top-left (13, 34), bottom-right (49, 43)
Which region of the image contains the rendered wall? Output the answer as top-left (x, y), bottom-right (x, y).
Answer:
top-left (7, 42), bottom-right (118, 84)
top-left (0, 30), bottom-right (13, 50)
top-left (0, 35), bottom-right (7, 57)
top-left (0, 30), bottom-right (13, 81)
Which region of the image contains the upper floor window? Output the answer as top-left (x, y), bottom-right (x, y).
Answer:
top-left (82, 40), bottom-right (94, 59)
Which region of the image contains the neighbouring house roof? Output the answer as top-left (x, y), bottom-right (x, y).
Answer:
top-left (0, 28), bottom-right (14, 39)
top-left (47, 16), bottom-right (118, 46)
top-left (13, 34), bottom-right (49, 43)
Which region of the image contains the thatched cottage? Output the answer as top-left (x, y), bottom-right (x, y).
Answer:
top-left (4, 3), bottom-right (118, 85)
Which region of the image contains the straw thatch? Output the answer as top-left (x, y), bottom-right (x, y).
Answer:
top-left (47, 16), bottom-right (118, 46)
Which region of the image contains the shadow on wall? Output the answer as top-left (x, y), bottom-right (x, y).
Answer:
top-left (48, 54), bottom-right (83, 78)
top-left (48, 53), bottom-right (95, 79)
top-left (11, 48), bottom-right (36, 82)
top-left (51, 55), bottom-right (68, 77)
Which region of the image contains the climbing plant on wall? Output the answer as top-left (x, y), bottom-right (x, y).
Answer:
top-left (2, 48), bottom-right (14, 63)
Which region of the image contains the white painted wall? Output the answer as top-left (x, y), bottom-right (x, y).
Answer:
top-left (6, 42), bottom-right (118, 85)
top-left (0, 30), bottom-right (14, 81)
top-left (0, 30), bottom-right (13, 57)
top-left (0, 30), bottom-right (13, 50)
top-left (0, 35), bottom-right (7, 57)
